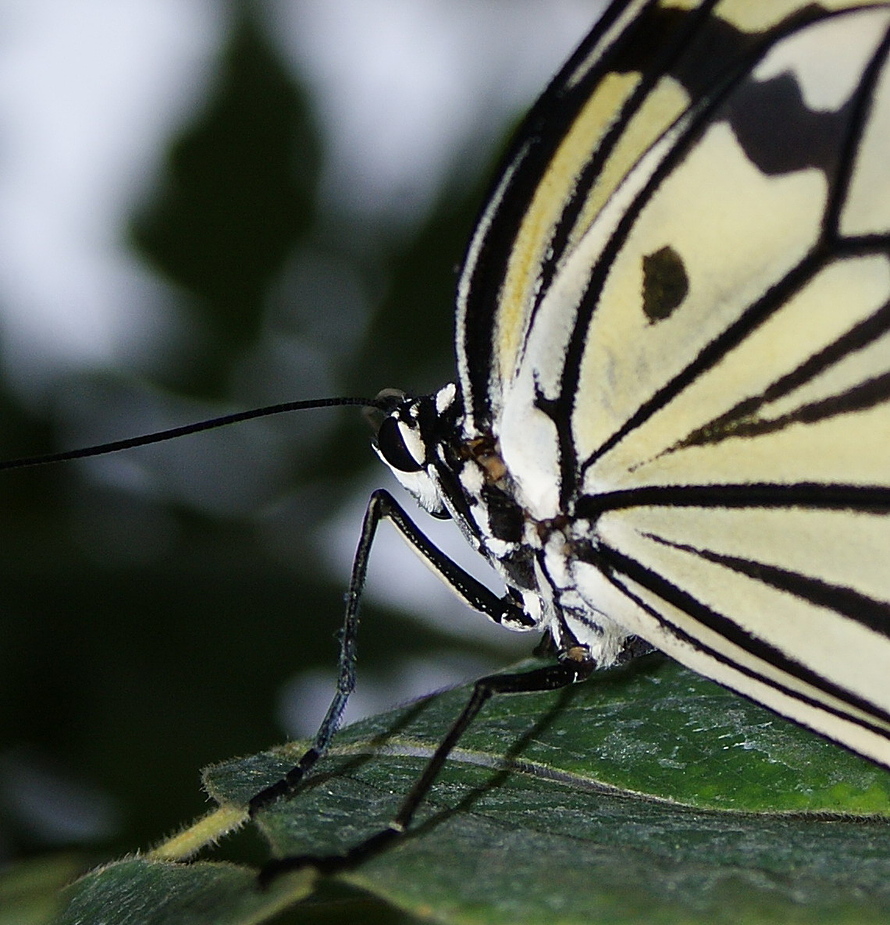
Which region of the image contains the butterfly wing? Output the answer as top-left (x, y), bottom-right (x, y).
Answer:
top-left (458, 0), bottom-right (890, 766)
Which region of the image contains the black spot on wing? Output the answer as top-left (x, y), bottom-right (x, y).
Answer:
top-left (642, 245), bottom-right (689, 322)
top-left (722, 71), bottom-right (852, 177)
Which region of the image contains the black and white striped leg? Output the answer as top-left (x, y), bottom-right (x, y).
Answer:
top-left (248, 489), bottom-right (534, 816)
top-left (257, 655), bottom-right (595, 884)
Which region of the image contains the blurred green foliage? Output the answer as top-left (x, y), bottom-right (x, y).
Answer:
top-left (132, 12), bottom-right (320, 393)
top-left (0, 4), bottom-right (512, 871)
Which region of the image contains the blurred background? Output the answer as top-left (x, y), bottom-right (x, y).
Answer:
top-left (0, 0), bottom-right (604, 868)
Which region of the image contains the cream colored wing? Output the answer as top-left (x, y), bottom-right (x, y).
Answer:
top-left (490, 3), bottom-right (890, 765)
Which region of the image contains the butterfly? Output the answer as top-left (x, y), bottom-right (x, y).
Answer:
top-left (247, 0), bottom-right (890, 875)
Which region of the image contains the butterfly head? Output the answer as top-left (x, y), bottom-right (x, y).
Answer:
top-left (368, 385), bottom-right (540, 593)
top-left (368, 387), bottom-right (454, 519)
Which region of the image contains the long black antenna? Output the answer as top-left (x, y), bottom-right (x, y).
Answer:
top-left (0, 396), bottom-right (380, 472)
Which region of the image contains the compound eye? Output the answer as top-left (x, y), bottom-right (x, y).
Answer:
top-left (376, 416), bottom-right (424, 473)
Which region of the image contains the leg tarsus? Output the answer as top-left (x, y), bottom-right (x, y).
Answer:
top-left (249, 747), bottom-right (323, 816)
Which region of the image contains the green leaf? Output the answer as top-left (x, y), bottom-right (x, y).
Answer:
top-left (210, 656), bottom-right (890, 816)
top-left (53, 858), bottom-right (314, 925)
top-left (55, 658), bottom-right (890, 924)
top-left (210, 657), bottom-right (890, 923)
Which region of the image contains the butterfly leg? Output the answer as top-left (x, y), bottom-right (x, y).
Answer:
top-left (248, 488), bottom-right (535, 816)
top-left (257, 654), bottom-right (594, 884)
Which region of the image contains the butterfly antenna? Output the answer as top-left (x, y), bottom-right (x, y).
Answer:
top-left (0, 396), bottom-right (384, 472)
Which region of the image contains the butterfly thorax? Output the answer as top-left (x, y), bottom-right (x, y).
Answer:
top-left (372, 384), bottom-right (635, 665)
